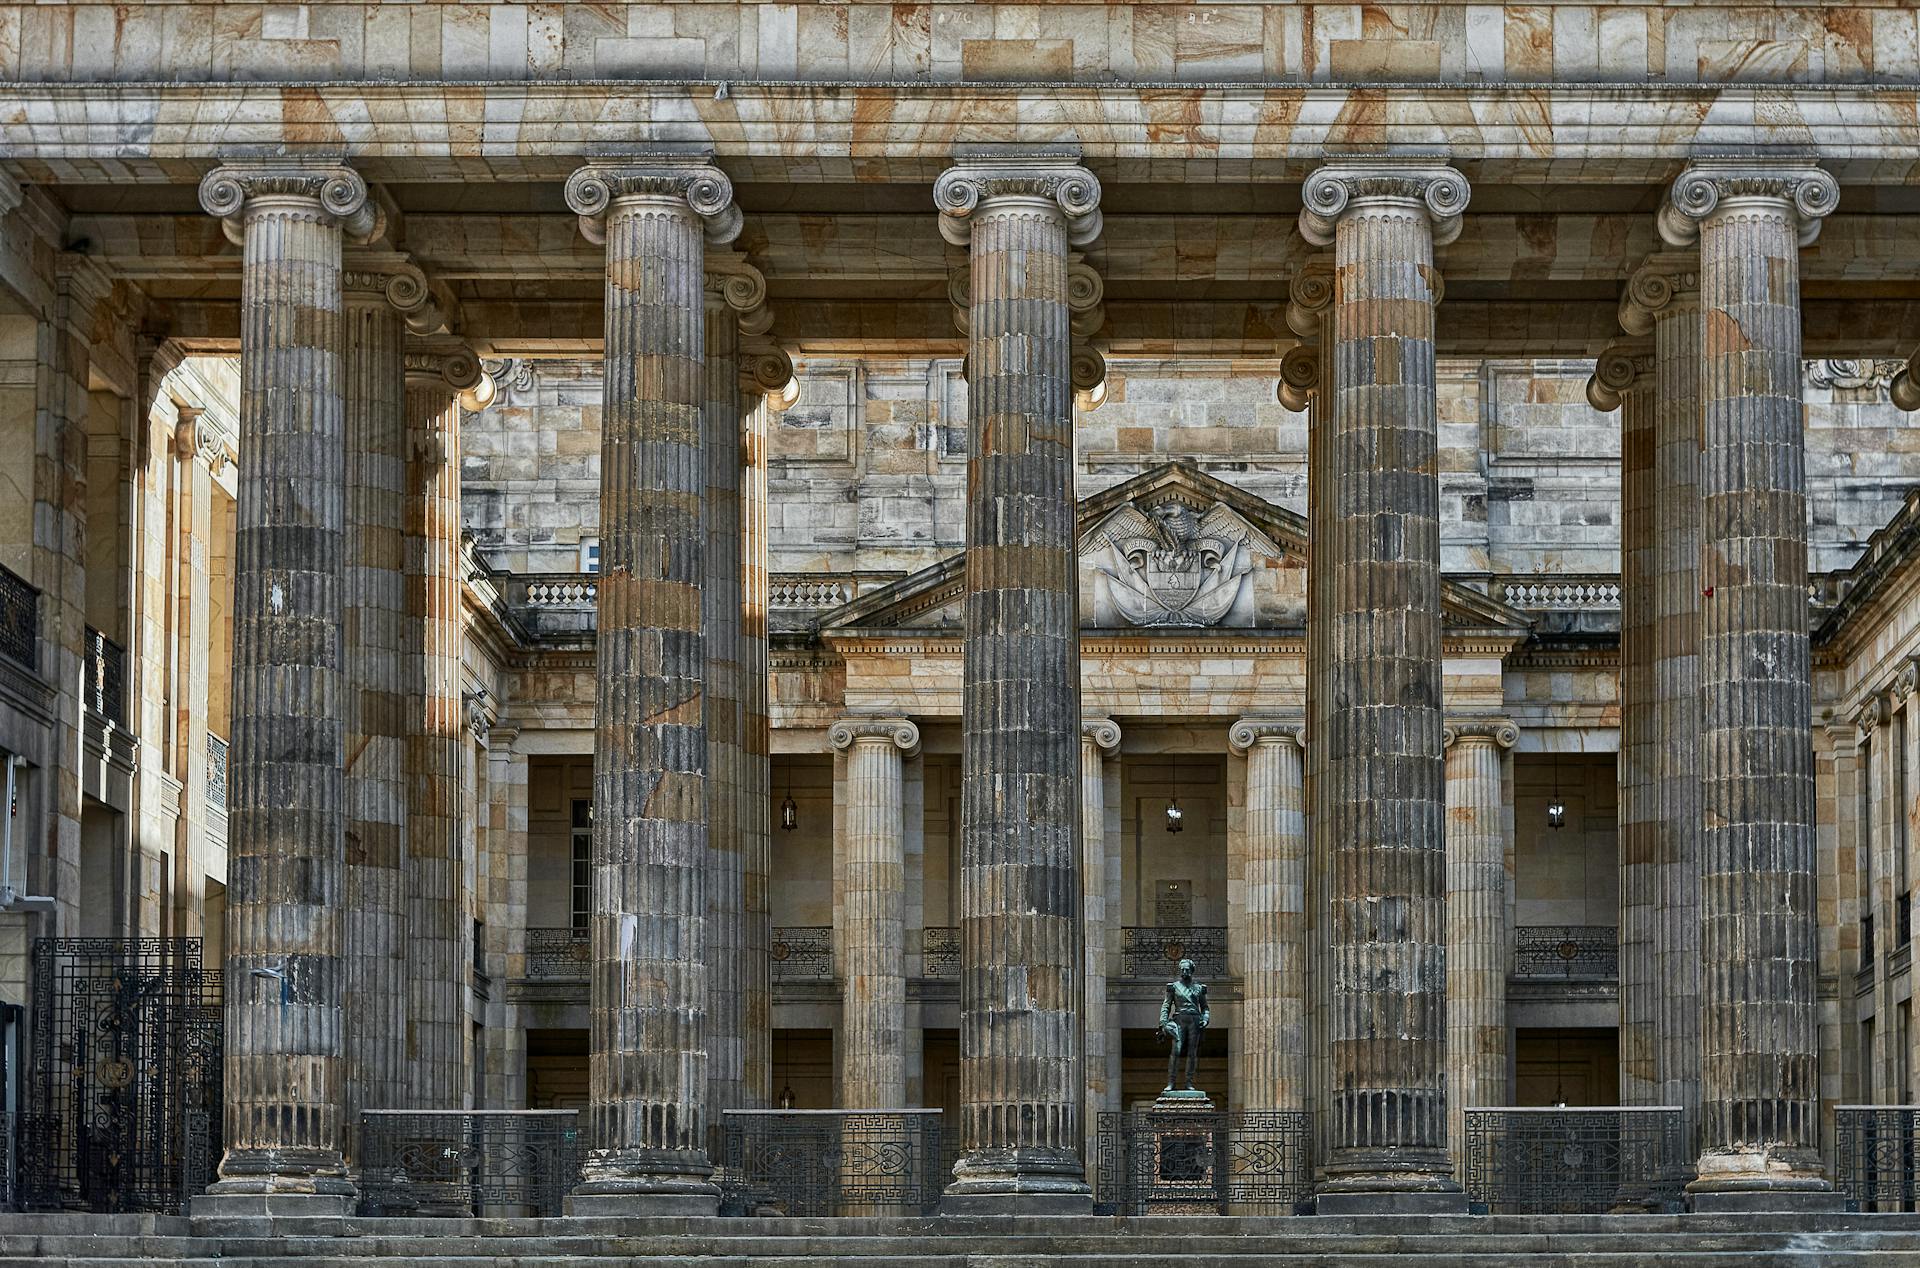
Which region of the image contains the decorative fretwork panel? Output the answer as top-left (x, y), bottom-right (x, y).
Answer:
top-left (770, 926), bottom-right (834, 982)
top-left (1836, 1106), bottom-right (1920, 1213)
top-left (523, 927), bottom-right (590, 979)
top-left (1121, 926), bottom-right (1227, 979)
top-left (1094, 1110), bottom-right (1313, 1215)
top-left (357, 1110), bottom-right (584, 1216)
top-left (1463, 1107), bottom-right (1686, 1214)
top-left (921, 926), bottom-right (959, 979)
top-left (1511, 926), bottom-right (1619, 981)
top-left (0, 563), bottom-right (37, 671)
top-left (718, 1110), bottom-right (944, 1216)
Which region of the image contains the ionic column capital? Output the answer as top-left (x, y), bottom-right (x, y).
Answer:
top-left (829, 716), bottom-right (921, 758)
top-left (1276, 343), bottom-right (1321, 412)
top-left (344, 258), bottom-right (448, 336)
top-left (1618, 252), bottom-right (1701, 336)
top-left (704, 255), bottom-right (775, 336)
top-left (1442, 719), bottom-right (1519, 750)
top-left (1082, 718), bottom-right (1122, 757)
top-left (1228, 718), bottom-right (1306, 755)
top-left (1284, 256), bottom-right (1335, 337)
top-left (198, 160), bottom-right (379, 245)
top-left (739, 337), bottom-right (796, 400)
top-left (171, 405), bottom-right (232, 474)
top-left (1585, 339), bottom-right (1656, 412)
top-left (1891, 349), bottom-right (1920, 413)
top-left (1657, 161), bottom-right (1839, 250)
top-left (1298, 160), bottom-right (1471, 248)
top-left (564, 157), bottom-right (741, 248)
top-left (405, 343), bottom-right (495, 413)
top-left (1857, 695), bottom-right (1886, 736)
top-left (934, 149), bottom-right (1103, 248)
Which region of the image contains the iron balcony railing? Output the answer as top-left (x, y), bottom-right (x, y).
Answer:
top-left (1512, 925), bottom-right (1620, 981)
top-left (771, 926), bottom-right (834, 982)
top-left (718, 1110), bottom-right (944, 1216)
top-left (1462, 1106), bottom-right (1686, 1214)
top-left (0, 563), bottom-right (36, 671)
top-left (82, 626), bottom-right (126, 728)
top-left (1835, 1105), bottom-right (1920, 1212)
top-left (205, 733), bottom-right (229, 843)
top-left (1900, 893), bottom-right (1914, 950)
top-left (358, 1110), bottom-right (584, 1217)
top-left (1121, 926), bottom-right (1227, 979)
top-left (922, 926), bottom-right (959, 979)
top-left (1094, 1110), bottom-right (1313, 1215)
top-left (524, 926), bottom-right (589, 979)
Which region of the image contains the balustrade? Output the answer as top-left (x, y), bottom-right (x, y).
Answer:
top-left (357, 1110), bottom-right (584, 1217)
top-left (1493, 575), bottom-right (1622, 611)
top-left (523, 926), bottom-right (589, 979)
top-left (1835, 1106), bottom-right (1920, 1213)
top-left (0, 564), bottom-right (34, 671)
top-left (1094, 1110), bottom-right (1313, 1215)
top-left (1121, 926), bottom-right (1227, 979)
top-left (1462, 1107), bottom-right (1687, 1214)
top-left (718, 1109), bottom-right (945, 1216)
top-left (1512, 926), bottom-right (1619, 981)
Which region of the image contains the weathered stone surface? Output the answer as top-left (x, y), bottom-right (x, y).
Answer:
top-left (938, 148), bottom-right (1098, 1213)
top-left (1661, 161), bottom-right (1838, 1195)
top-left (1228, 718), bottom-right (1308, 1116)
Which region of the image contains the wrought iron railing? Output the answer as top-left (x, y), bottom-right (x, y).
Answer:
top-left (1900, 893), bottom-right (1914, 950)
top-left (718, 1110), bottom-right (944, 1216)
top-left (1864, 912), bottom-right (1877, 978)
top-left (1835, 1105), bottom-right (1920, 1212)
top-left (524, 926), bottom-right (589, 979)
top-left (1094, 1110), bottom-right (1313, 1215)
top-left (1121, 926), bottom-right (1227, 979)
top-left (83, 626), bottom-right (126, 727)
top-left (771, 926), bottom-right (833, 981)
top-left (1511, 925), bottom-right (1620, 981)
top-left (1463, 1107), bottom-right (1686, 1214)
top-left (205, 733), bottom-right (228, 842)
top-left (0, 564), bottom-right (36, 671)
top-left (922, 926), bottom-right (959, 979)
top-left (358, 1110), bottom-right (584, 1216)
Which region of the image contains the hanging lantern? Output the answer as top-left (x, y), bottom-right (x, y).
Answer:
top-left (780, 793), bottom-right (798, 832)
top-left (1165, 798), bottom-right (1184, 834)
top-left (1547, 798), bottom-right (1566, 830)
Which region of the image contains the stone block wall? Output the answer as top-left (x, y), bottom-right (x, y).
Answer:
top-left (463, 356), bottom-right (1920, 586)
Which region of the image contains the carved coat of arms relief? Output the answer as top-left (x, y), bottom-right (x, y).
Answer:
top-left (1080, 497), bottom-right (1279, 628)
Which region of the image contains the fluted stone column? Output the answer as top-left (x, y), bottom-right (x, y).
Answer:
top-left (1659, 161), bottom-right (1839, 1205)
top-left (1442, 720), bottom-right (1517, 1177)
top-left (705, 265), bottom-right (789, 1126)
top-left (1599, 253), bottom-right (1708, 1142)
top-left (830, 717), bottom-right (922, 1109)
top-left (564, 157), bottom-right (742, 1216)
top-left (1589, 342), bottom-right (1660, 1113)
top-left (741, 381), bottom-right (777, 1110)
top-left (405, 346), bottom-right (491, 1118)
top-left (195, 162), bottom-right (379, 1213)
top-left (1297, 160), bottom-right (1470, 1212)
top-left (1081, 718), bottom-right (1122, 1170)
top-left (1227, 720), bottom-right (1309, 1114)
top-left (340, 268), bottom-right (409, 1166)
top-left (935, 149), bottom-right (1101, 1213)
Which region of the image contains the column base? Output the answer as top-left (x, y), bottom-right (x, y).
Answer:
top-left (194, 1146), bottom-right (357, 1220)
top-left (1686, 1146), bottom-right (1835, 1213)
top-left (569, 1150), bottom-right (720, 1218)
top-left (1316, 1149), bottom-right (1466, 1215)
top-left (943, 1147), bottom-right (1093, 1216)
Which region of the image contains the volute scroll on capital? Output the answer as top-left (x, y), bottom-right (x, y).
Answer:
top-left (563, 159), bottom-right (742, 248)
top-left (828, 716), bottom-right (922, 758)
top-left (171, 408), bottom-right (230, 474)
top-left (1585, 341), bottom-right (1656, 413)
top-left (739, 339), bottom-right (796, 400)
top-left (345, 261), bottom-right (448, 337)
top-left (1617, 253), bottom-right (1700, 337)
top-left (1656, 161), bottom-right (1840, 249)
top-left (1276, 343), bottom-right (1321, 412)
top-left (1082, 718), bottom-right (1123, 757)
top-left (1283, 258), bottom-right (1334, 339)
top-left (1442, 719), bottom-right (1520, 750)
top-left (1891, 350), bottom-right (1920, 414)
top-left (406, 344), bottom-right (496, 414)
top-left (933, 152), bottom-right (1103, 248)
top-left (1297, 161), bottom-right (1471, 248)
top-left (1857, 694), bottom-right (1886, 737)
top-left (1228, 718), bottom-right (1306, 755)
top-left (198, 161), bottom-right (381, 246)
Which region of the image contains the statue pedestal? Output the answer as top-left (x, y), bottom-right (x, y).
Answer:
top-left (1135, 1091), bottom-right (1220, 1213)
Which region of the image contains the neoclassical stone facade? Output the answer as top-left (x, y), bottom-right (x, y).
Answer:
top-left (0, 0), bottom-right (1918, 1245)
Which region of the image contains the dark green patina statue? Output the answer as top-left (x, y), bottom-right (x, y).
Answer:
top-left (1159, 957), bottom-right (1210, 1094)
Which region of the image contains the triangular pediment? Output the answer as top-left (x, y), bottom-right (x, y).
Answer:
top-left (819, 462), bottom-right (1530, 636)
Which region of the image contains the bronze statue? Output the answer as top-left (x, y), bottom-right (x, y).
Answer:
top-left (1158, 957), bottom-right (1210, 1093)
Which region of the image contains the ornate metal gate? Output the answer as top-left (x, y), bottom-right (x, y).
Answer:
top-left (18, 938), bottom-right (222, 1213)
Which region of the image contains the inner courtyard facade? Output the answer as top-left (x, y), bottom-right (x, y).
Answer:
top-left (0, 0), bottom-right (1919, 1234)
